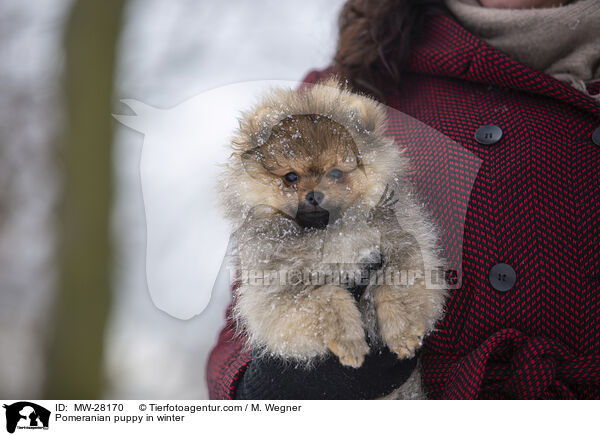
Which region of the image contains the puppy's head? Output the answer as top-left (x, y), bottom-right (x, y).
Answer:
top-left (241, 114), bottom-right (368, 228)
top-left (220, 79), bottom-right (405, 229)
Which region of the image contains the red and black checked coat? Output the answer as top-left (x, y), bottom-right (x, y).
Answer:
top-left (207, 14), bottom-right (600, 399)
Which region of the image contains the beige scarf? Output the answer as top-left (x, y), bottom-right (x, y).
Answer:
top-left (445, 0), bottom-right (600, 101)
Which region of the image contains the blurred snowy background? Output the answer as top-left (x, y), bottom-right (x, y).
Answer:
top-left (0, 0), bottom-right (344, 399)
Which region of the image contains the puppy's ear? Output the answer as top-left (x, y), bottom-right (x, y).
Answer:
top-left (241, 148), bottom-right (274, 184)
top-left (347, 96), bottom-right (385, 134)
top-left (245, 101), bottom-right (285, 146)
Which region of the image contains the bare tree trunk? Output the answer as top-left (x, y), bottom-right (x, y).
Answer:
top-left (45, 0), bottom-right (126, 399)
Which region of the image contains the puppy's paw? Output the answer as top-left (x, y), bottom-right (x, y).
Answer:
top-left (385, 330), bottom-right (424, 359)
top-left (328, 337), bottom-right (369, 368)
top-left (374, 288), bottom-right (427, 359)
top-left (375, 286), bottom-right (432, 359)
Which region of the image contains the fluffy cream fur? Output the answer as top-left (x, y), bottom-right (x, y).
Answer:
top-left (219, 79), bottom-right (447, 380)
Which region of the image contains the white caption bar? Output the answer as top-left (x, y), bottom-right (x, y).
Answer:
top-left (0, 400), bottom-right (595, 436)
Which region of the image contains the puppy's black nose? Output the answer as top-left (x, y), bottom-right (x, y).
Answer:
top-left (305, 191), bottom-right (324, 206)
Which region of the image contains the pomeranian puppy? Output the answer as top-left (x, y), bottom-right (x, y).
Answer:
top-left (219, 79), bottom-right (446, 380)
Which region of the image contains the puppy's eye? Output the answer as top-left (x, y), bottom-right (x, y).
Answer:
top-left (327, 168), bottom-right (344, 179)
top-left (284, 172), bottom-right (299, 183)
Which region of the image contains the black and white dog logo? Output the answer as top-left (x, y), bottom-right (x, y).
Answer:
top-left (3, 402), bottom-right (50, 434)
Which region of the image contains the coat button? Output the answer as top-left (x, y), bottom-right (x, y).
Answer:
top-left (489, 263), bottom-right (516, 292)
top-left (475, 124), bottom-right (503, 145)
top-left (592, 127), bottom-right (600, 146)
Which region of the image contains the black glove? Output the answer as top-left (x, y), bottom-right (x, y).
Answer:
top-left (234, 346), bottom-right (418, 400)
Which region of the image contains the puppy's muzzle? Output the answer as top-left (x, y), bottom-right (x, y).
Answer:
top-left (295, 206), bottom-right (329, 229)
top-left (295, 192), bottom-right (339, 229)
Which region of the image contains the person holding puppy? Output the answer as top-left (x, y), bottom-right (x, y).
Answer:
top-left (208, 0), bottom-right (600, 399)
